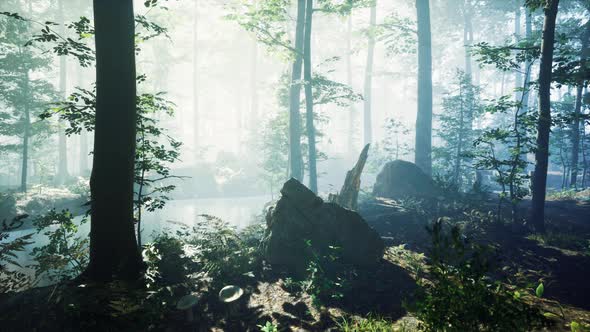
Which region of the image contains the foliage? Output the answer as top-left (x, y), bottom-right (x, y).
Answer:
top-left (410, 218), bottom-right (546, 332)
top-left (336, 314), bottom-right (399, 332)
top-left (257, 321), bottom-right (279, 332)
top-left (0, 216), bottom-right (33, 293)
top-left (299, 240), bottom-right (356, 308)
top-left (182, 215), bottom-right (264, 292)
top-left (31, 209), bottom-right (88, 283)
top-left (472, 95), bottom-right (537, 222)
top-left (368, 118), bottom-right (412, 173)
top-left (434, 70), bottom-right (483, 189)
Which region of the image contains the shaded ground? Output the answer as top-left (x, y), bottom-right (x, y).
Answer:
top-left (1, 194), bottom-right (589, 331)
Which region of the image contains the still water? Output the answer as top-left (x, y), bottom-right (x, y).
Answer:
top-left (3, 195), bottom-right (271, 285)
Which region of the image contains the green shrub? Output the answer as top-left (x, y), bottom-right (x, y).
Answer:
top-left (0, 216), bottom-right (33, 293)
top-left (410, 218), bottom-right (546, 332)
top-left (31, 209), bottom-right (88, 283)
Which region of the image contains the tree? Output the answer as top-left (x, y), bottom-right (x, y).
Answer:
top-left (303, 0), bottom-right (317, 193)
top-left (55, 0), bottom-right (70, 185)
top-left (288, 0), bottom-right (306, 182)
top-left (415, 0), bottom-right (433, 175)
top-left (86, 0), bottom-right (143, 281)
top-left (0, 12), bottom-right (55, 193)
top-left (363, 0), bottom-right (377, 146)
top-left (434, 70), bottom-right (483, 189)
top-left (530, 0), bottom-right (560, 233)
top-left (570, 20), bottom-right (590, 187)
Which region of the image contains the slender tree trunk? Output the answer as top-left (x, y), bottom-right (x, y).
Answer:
top-left (514, 5), bottom-right (523, 102)
top-left (288, 0), bottom-right (305, 181)
top-left (415, 0), bottom-right (433, 175)
top-left (570, 22), bottom-right (589, 188)
top-left (86, 0), bottom-right (143, 281)
top-left (531, 0), bottom-right (560, 233)
top-left (522, 8), bottom-right (533, 113)
top-left (346, 14), bottom-right (356, 156)
top-left (363, 0), bottom-right (377, 146)
top-left (303, 0), bottom-right (317, 193)
top-left (76, 65), bottom-right (89, 176)
top-left (249, 35), bottom-right (259, 132)
top-left (193, 0), bottom-right (199, 148)
top-left (20, 71), bottom-right (30, 193)
top-left (463, 0), bottom-right (473, 76)
top-left (454, 84), bottom-right (464, 187)
top-left (56, 0), bottom-right (69, 184)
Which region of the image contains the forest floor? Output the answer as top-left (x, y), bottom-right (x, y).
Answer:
top-left (1, 193), bottom-right (589, 331)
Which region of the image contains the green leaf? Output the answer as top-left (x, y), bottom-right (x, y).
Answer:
top-left (535, 282), bottom-right (544, 298)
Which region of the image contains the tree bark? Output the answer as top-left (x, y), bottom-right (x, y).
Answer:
top-left (288, 0), bottom-right (305, 181)
top-left (531, 0), bottom-right (560, 233)
top-left (86, 0), bottom-right (143, 281)
top-left (303, 0), bottom-right (317, 193)
top-left (463, 0), bottom-right (473, 76)
top-left (346, 15), bottom-right (356, 157)
top-left (415, 0), bottom-right (433, 175)
top-left (522, 8), bottom-right (532, 113)
top-left (570, 21), bottom-right (590, 188)
top-left (20, 71), bottom-right (30, 193)
top-left (514, 5), bottom-right (523, 102)
top-left (56, 0), bottom-right (69, 185)
top-left (193, 0), bottom-right (200, 149)
top-left (363, 0), bottom-right (377, 146)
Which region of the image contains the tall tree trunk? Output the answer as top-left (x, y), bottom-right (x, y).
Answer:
top-left (303, 0), bottom-right (317, 193)
top-left (363, 0), bottom-right (377, 146)
top-left (570, 21), bottom-right (590, 188)
top-left (415, 0), bottom-right (433, 175)
top-left (288, 0), bottom-right (305, 181)
top-left (20, 70), bottom-right (30, 193)
top-left (522, 8), bottom-right (532, 113)
top-left (56, 0), bottom-right (69, 184)
top-left (514, 5), bottom-right (523, 101)
top-left (531, 0), bottom-right (560, 233)
top-left (249, 36), bottom-right (259, 132)
top-left (77, 65), bottom-right (89, 175)
top-left (193, 0), bottom-right (199, 148)
top-left (87, 0), bottom-right (142, 281)
top-left (346, 14), bottom-right (356, 157)
top-left (463, 0), bottom-right (473, 76)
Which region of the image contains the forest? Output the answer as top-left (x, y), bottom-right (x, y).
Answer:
top-left (0, 0), bottom-right (589, 331)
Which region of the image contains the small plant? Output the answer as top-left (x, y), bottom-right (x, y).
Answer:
top-left (257, 321), bottom-right (279, 332)
top-left (410, 218), bottom-right (546, 332)
top-left (300, 241), bottom-right (355, 308)
top-left (336, 314), bottom-right (398, 332)
top-left (31, 209), bottom-right (89, 283)
top-left (0, 216), bottom-right (33, 293)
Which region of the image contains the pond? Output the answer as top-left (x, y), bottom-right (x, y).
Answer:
top-left (3, 195), bottom-right (272, 286)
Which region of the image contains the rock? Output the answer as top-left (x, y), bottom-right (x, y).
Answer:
top-left (263, 178), bottom-right (384, 276)
top-left (373, 160), bottom-right (438, 200)
top-left (0, 193), bottom-right (17, 223)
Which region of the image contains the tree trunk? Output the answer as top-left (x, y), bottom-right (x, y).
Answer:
top-left (522, 8), bottom-right (532, 113)
top-left (193, 0), bottom-right (199, 148)
top-left (288, 0), bottom-right (305, 181)
top-left (20, 71), bottom-right (30, 193)
top-left (463, 0), bottom-right (473, 76)
top-left (531, 0), bottom-right (560, 233)
top-left (346, 15), bottom-right (356, 157)
top-left (514, 5), bottom-right (523, 102)
top-left (249, 36), bottom-right (259, 132)
top-left (56, 0), bottom-right (69, 185)
top-left (363, 0), bottom-right (377, 146)
top-left (415, 0), bottom-right (433, 175)
top-left (86, 0), bottom-right (143, 281)
top-left (570, 22), bottom-right (590, 188)
top-left (303, 0), bottom-right (317, 193)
